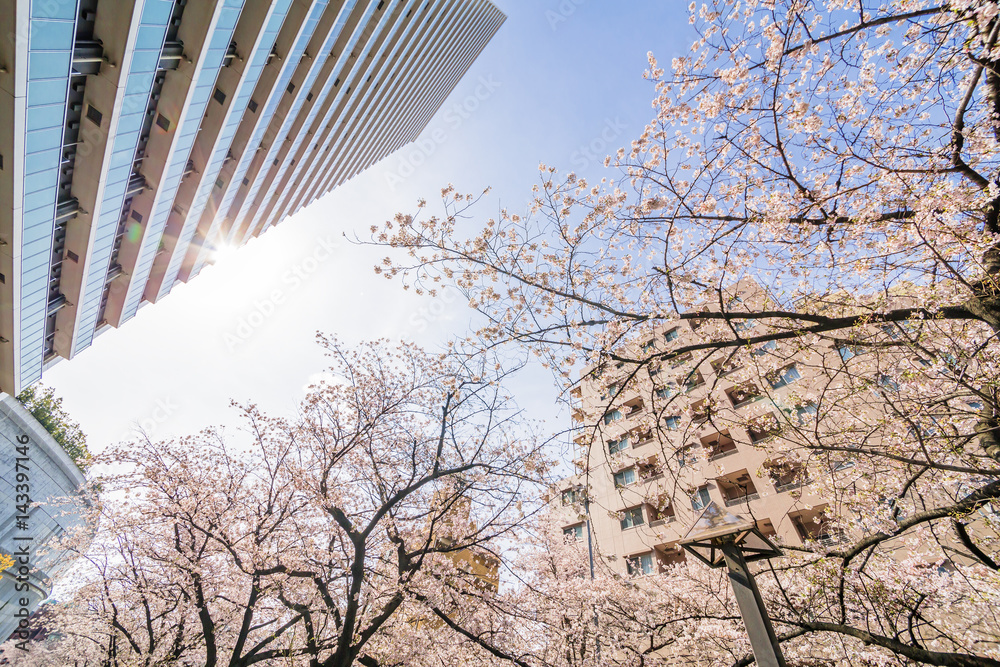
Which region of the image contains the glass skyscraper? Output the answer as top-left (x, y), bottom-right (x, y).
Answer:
top-left (0, 0), bottom-right (504, 393)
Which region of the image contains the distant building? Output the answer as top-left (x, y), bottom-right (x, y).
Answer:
top-left (0, 395), bottom-right (90, 642)
top-left (0, 0), bottom-right (505, 393)
top-left (556, 284), bottom-right (858, 576)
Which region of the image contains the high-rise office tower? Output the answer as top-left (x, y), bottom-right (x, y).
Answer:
top-left (0, 0), bottom-right (504, 393)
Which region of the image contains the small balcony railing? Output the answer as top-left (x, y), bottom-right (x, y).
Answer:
top-left (708, 448), bottom-right (738, 461)
top-left (775, 479), bottom-right (809, 493)
top-left (650, 516), bottom-right (676, 526)
top-left (724, 492), bottom-right (759, 507)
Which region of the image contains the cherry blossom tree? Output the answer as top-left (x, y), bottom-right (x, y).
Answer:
top-left (6, 339), bottom-right (549, 667)
top-left (367, 1), bottom-right (1000, 664)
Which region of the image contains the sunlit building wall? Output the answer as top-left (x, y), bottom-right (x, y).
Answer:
top-left (0, 0), bottom-right (504, 393)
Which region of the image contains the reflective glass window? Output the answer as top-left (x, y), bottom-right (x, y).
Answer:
top-left (28, 51), bottom-right (71, 79)
top-left (29, 19), bottom-right (74, 48)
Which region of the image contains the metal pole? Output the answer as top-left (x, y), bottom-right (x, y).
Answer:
top-left (720, 541), bottom-right (787, 667)
top-left (584, 497), bottom-right (600, 660)
top-left (584, 498), bottom-right (595, 580)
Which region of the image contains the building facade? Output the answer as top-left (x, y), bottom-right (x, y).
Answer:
top-left (0, 394), bottom-right (90, 642)
top-left (556, 285), bottom-right (852, 576)
top-left (0, 0), bottom-right (504, 393)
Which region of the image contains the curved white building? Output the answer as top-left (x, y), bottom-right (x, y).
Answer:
top-left (0, 394), bottom-right (90, 642)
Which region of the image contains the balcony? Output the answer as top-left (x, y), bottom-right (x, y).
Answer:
top-left (681, 370), bottom-right (705, 393)
top-left (724, 492), bottom-right (759, 507)
top-left (748, 414), bottom-right (782, 443)
top-left (691, 399), bottom-right (712, 425)
top-left (630, 428), bottom-right (653, 447)
top-left (710, 358), bottom-right (742, 377)
top-left (726, 383), bottom-right (761, 408)
top-left (766, 457), bottom-right (808, 493)
top-left (703, 431), bottom-right (737, 460)
top-left (72, 39), bottom-right (104, 75)
top-left (649, 516), bottom-right (677, 526)
top-left (159, 41), bottom-right (184, 70)
top-left (717, 469), bottom-right (758, 508)
top-left (791, 507), bottom-right (840, 545)
top-left (775, 479), bottom-right (809, 493)
top-left (677, 444), bottom-right (700, 468)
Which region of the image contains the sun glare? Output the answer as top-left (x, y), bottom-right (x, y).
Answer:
top-left (210, 244), bottom-right (240, 266)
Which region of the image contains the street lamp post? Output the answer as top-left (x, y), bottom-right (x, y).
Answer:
top-left (678, 502), bottom-right (787, 667)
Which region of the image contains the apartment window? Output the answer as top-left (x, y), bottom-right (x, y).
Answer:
top-left (878, 375), bottom-right (899, 391)
top-left (691, 486), bottom-right (711, 511)
top-left (603, 409), bottom-right (622, 425)
top-left (751, 340), bottom-right (778, 356)
top-left (838, 345), bottom-right (858, 361)
top-left (795, 403), bottom-right (817, 425)
top-left (641, 339), bottom-right (656, 353)
top-left (604, 383), bottom-right (620, 399)
top-left (613, 468), bottom-right (637, 488)
top-left (626, 552), bottom-right (654, 576)
top-left (561, 488), bottom-right (579, 505)
top-left (620, 506), bottom-right (644, 530)
top-left (663, 415), bottom-right (681, 430)
top-left (563, 524), bottom-right (584, 541)
top-left (733, 319), bottom-right (755, 333)
top-left (664, 328), bottom-right (679, 342)
top-left (879, 324), bottom-right (902, 340)
top-left (248, 99), bottom-right (258, 113)
top-left (608, 437), bottom-right (629, 455)
top-left (670, 351), bottom-right (693, 368)
top-left (655, 386), bottom-right (674, 399)
top-left (767, 364), bottom-right (801, 389)
top-left (213, 87), bottom-right (226, 105)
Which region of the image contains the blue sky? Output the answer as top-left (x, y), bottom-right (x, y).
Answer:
top-left (46, 1), bottom-right (695, 451)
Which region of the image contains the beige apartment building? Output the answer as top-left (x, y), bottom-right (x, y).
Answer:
top-left (0, 0), bottom-right (504, 394)
top-left (556, 286), bottom-right (866, 576)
